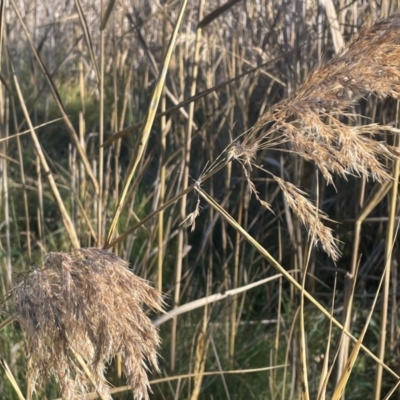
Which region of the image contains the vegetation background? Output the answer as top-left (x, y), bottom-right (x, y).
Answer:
top-left (1, 0), bottom-right (400, 399)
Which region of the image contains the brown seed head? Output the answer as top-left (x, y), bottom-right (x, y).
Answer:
top-left (13, 248), bottom-right (163, 400)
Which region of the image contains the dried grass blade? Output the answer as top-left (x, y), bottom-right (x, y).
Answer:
top-left (0, 117), bottom-right (64, 144)
top-left (102, 51), bottom-right (294, 147)
top-left (300, 252), bottom-right (312, 400)
top-left (281, 308), bottom-right (300, 400)
top-left (320, 0), bottom-right (344, 53)
top-left (64, 366), bottom-right (286, 400)
top-left (198, 0), bottom-right (241, 28)
top-left (0, 315), bottom-right (14, 331)
top-left (97, 19), bottom-right (105, 244)
top-left (0, 356), bottom-right (25, 400)
top-left (0, 0), bottom-right (5, 61)
top-left (104, 185), bottom-right (194, 249)
top-left (105, 0), bottom-right (188, 245)
top-left (194, 186), bottom-right (399, 380)
top-left (331, 236), bottom-right (396, 400)
top-left (210, 336), bottom-right (231, 400)
top-left (190, 331), bottom-right (210, 400)
top-left (153, 274), bottom-right (282, 326)
top-left (316, 275), bottom-right (338, 400)
top-left (382, 380), bottom-right (400, 400)
top-left (100, 0), bottom-right (117, 30)
top-left (75, 195), bottom-right (97, 243)
top-left (128, 12), bottom-right (198, 134)
top-left (11, 62), bottom-right (80, 249)
top-left (374, 104), bottom-right (400, 399)
top-left (10, 0), bottom-right (99, 193)
top-left (0, 152), bottom-right (19, 164)
top-left (171, 0), bottom-right (205, 372)
top-left (338, 180), bottom-right (393, 376)
top-left (0, 71), bottom-right (11, 94)
top-left (73, 0), bottom-right (100, 81)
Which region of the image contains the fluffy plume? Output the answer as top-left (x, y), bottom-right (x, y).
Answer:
top-left (13, 248), bottom-right (163, 400)
top-left (221, 12), bottom-right (400, 259)
top-left (274, 177), bottom-right (340, 260)
top-left (247, 11), bottom-right (400, 184)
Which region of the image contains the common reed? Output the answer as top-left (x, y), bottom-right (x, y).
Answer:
top-left (3, 2), bottom-right (400, 399)
top-left (227, 11), bottom-right (400, 259)
top-left (251, 11), bottom-right (400, 181)
top-left (13, 248), bottom-right (163, 400)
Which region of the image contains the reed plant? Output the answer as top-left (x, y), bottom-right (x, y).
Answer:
top-left (1, 1), bottom-right (400, 399)
top-left (13, 248), bottom-right (163, 400)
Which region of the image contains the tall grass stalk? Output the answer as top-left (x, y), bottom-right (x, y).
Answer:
top-left (374, 102), bottom-right (400, 399)
top-left (171, 0), bottom-right (204, 372)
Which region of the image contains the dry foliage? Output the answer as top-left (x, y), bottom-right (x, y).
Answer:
top-left (250, 10), bottom-right (400, 183)
top-left (228, 11), bottom-right (400, 258)
top-left (274, 177), bottom-right (340, 260)
top-left (13, 248), bottom-right (163, 400)
top-left (4, 4), bottom-right (400, 400)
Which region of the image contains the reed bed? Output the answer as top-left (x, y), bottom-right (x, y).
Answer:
top-left (0, 1), bottom-right (400, 399)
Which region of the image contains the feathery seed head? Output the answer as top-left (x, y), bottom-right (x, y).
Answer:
top-left (13, 248), bottom-right (163, 400)
top-left (226, 12), bottom-right (400, 259)
top-left (251, 11), bottom-right (400, 183)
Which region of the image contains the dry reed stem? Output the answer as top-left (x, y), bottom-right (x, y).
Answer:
top-left (13, 248), bottom-right (163, 400)
top-left (106, 0), bottom-right (188, 245)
